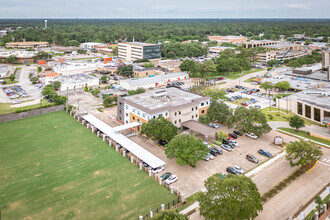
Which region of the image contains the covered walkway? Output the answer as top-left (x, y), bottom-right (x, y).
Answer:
top-left (82, 114), bottom-right (165, 169)
top-left (181, 120), bottom-right (218, 141)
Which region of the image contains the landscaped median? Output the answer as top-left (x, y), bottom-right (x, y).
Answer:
top-left (276, 127), bottom-right (330, 148)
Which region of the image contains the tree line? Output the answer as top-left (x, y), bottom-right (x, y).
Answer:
top-left (1, 19), bottom-right (329, 46)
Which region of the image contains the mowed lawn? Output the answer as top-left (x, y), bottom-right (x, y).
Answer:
top-left (0, 111), bottom-right (177, 219)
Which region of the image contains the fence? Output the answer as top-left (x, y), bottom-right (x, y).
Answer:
top-left (0, 105), bottom-right (64, 123)
top-left (67, 110), bottom-right (184, 219)
top-left (307, 200), bottom-right (330, 220)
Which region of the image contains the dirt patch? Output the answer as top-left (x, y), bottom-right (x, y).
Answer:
top-left (94, 171), bottom-right (100, 175)
top-left (35, 173), bottom-right (42, 177)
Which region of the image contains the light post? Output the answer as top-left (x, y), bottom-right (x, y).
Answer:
top-left (0, 205), bottom-right (7, 220)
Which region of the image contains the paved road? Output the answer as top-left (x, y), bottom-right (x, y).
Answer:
top-left (256, 148), bottom-right (330, 220)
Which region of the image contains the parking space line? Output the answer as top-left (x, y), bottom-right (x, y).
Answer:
top-left (318, 161), bottom-right (330, 167)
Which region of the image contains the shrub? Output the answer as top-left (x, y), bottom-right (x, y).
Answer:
top-left (214, 140), bottom-right (223, 146)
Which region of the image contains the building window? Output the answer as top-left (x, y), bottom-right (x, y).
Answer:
top-left (126, 120), bottom-right (128, 124)
top-left (119, 110), bottom-right (122, 113)
top-left (201, 102), bottom-right (204, 106)
top-left (201, 110), bottom-right (205, 114)
top-left (119, 117), bottom-right (122, 121)
top-left (179, 119), bottom-right (181, 123)
top-left (179, 111), bottom-right (181, 115)
top-left (175, 112), bottom-right (177, 116)
top-left (175, 120), bottom-right (177, 124)
top-left (195, 107), bottom-right (197, 110)
top-left (325, 111), bottom-right (330, 118)
top-left (165, 112), bottom-right (168, 116)
top-left (305, 105), bottom-right (311, 118)
top-left (196, 114), bottom-right (198, 118)
top-left (192, 115), bottom-right (194, 119)
top-left (132, 116), bottom-right (135, 120)
top-left (192, 108), bottom-right (194, 111)
top-left (206, 101), bottom-right (209, 105)
top-left (137, 119), bottom-right (140, 123)
top-left (297, 102), bottom-right (303, 115)
top-left (137, 111), bottom-right (140, 115)
top-left (314, 108), bottom-right (321, 122)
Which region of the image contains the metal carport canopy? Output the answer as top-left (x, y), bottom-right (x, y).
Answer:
top-left (82, 114), bottom-right (165, 169)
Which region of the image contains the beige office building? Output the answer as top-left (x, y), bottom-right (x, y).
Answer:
top-left (259, 50), bottom-right (311, 62)
top-left (5, 41), bottom-right (49, 49)
top-left (322, 51), bottom-right (330, 70)
top-left (118, 42), bottom-right (161, 61)
top-left (117, 87), bottom-right (210, 131)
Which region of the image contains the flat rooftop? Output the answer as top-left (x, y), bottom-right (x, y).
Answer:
top-left (289, 84), bottom-right (330, 109)
top-left (265, 43), bottom-right (299, 49)
top-left (124, 87), bottom-right (209, 113)
top-left (119, 42), bottom-right (159, 47)
top-left (54, 73), bottom-right (97, 84)
top-left (244, 40), bottom-right (278, 43)
top-left (0, 50), bottom-right (36, 58)
top-left (123, 72), bottom-right (188, 87)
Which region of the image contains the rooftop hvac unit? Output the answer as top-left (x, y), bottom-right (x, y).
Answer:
top-left (152, 90), bottom-right (168, 99)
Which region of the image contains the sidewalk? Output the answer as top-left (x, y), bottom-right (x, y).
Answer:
top-left (293, 187), bottom-right (330, 220)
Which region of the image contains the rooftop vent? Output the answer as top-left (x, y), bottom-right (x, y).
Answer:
top-left (151, 90), bottom-right (168, 99)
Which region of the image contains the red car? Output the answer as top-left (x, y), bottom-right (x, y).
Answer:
top-left (241, 103), bottom-right (248, 106)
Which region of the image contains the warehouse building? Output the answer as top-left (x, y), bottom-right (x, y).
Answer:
top-left (118, 42), bottom-right (161, 61)
top-left (5, 41), bottom-right (49, 49)
top-left (258, 50), bottom-right (311, 62)
top-left (119, 72), bottom-right (188, 90)
top-left (132, 66), bottom-right (155, 78)
top-left (46, 73), bottom-right (99, 91)
top-left (117, 87), bottom-right (211, 131)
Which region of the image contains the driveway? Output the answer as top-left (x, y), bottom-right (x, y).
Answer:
top-left (256, 148), bottom-right (330, 220)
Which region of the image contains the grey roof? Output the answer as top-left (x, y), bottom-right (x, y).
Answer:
top-left (291, 85), bottom-right (330, 109)
top-left (124, 87), bottom-right (210, 114)
top-left (125, 72), bottom-right (188, 87)
top-left (181, 120), bottom-right (218, 136)
top-left (0, 66), bottom-right (9, 74)
top-left (54, 73), bottom-right (98, 84)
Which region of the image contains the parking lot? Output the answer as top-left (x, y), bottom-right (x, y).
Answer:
top-left (226, 88), bottom-right (275, 109)
top-left (128, 126), bottom-right (286, 197)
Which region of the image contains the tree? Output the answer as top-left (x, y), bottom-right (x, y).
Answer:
top-left (52, 81), bottom-right (61, 90)
top-left (144, 62), bottom-right (154, 68)
top-left (42, 85), bottom-right (57, 97)
top-left (100, 75), bottom-right (109, 83)
top-left (286, 140), bottom-right (323, 167)
top-left (200, 60), bottom-right (216, 78)
top-left (267, 59), bottom-right (279, 67)
top-left (30, 76), bottom-right (39, 84)
top-left (117, 64), bottom-right (133, 76)
top-left (314, 195), bottom-right (323, 210)
top-left (34, 51), bottom-right (52, 60)
top-left (207, 101), bottom-right (232, 123)
top-left (198, 173), bottom-right (262, 220)
top-left (217, 130), bottom-right (228, 140)
top-left (112, 45), bottom-right (118, 56)
top-left (103, 95), bottom-right (117, 107)
top-left (141, 115), bottom-right (179, 142)
top-left (37, 66), bottom-right (42, 72)
top-left (77, 49), bottom-right (87, 54)
top-left (53, 95), bottom-right (67, 105)
top-left (275, 81), bottom-right (290, 91)
top-left (127, 87), bottom-right (146, 96)
top-left (260, 82), bottom-right (274, 93)
top-left (179, 59), bottom-right (196, 75)
top-left (84, 85), bottom-right (88, 92)
top-left (286, 59), bottom-right (302, 68)
top-left (5, 55), bottom-right (17, 64)
top-left (165, 133), bottom-right (209, 167)
top-left (199, 115), bottom-right (211, 124)
top-left (221, 49), bottom-right (235, 58)
top-left (151, 209), bottom-right (188, 220)
top-left (227, 107), bottom-right (271, 136)
top-left (9, 74), bottom-right (15, 82)
top-left (289, 115), bottom-right (305, 131)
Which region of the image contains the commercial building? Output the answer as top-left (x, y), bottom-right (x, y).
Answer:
top-left (80, 42), bottom-right (108, 51)
top-left (258, 50), bottom-right (311, 62)
top-left (119, 72), bottom-right (188, 90)
top-left (242, 40), bottom-right (278, 48)
top-left (209, 46), bottom-right (235, 54)
top-left (46, 73), bottom-right (99, 91)
top-left (156, 59), bottom-right (182, 73)
top-left (264, 43), bottom-right (303, 51)
top-left (0, 51), bottom-right (36, 64)
top-left (208, 35), bottom-right (247, 44)
top-left (44, 72), bottom-right (60, 84)
top-left (322, 51), bottom-right (330, 70)
top-left (276, 85), bottom-right (330, 124)
top-left (308, 43), bottom-right (328, 51)
top-left (132, 66), bottom-right (155, 78)
top-left (5, 41), bottom-right (49, 49)
top-left (117, 87), bottom-right (211, 131)
top-left (118, 42), bottom-right (161, 61)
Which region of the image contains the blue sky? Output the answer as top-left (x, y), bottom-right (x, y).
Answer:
top-left (0, 0), bottom-right (329, 18)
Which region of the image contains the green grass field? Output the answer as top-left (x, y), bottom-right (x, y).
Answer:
top-left (0, 111), bottom-right (177, 219)
top-left (0, 99), bottom-right (53, 115)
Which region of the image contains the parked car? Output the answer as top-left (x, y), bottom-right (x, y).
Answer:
top-left (158, 140), bottom-right (168, 146)
top-left (203, 142), bottom-right (212, 149)
top-left (221, 144), bottom-right (232, 152)
top-left (210, 147), bottom-right (223, 156)
top-left (228, 140), bottom-right (239, 148)
top-left (165, 174), bottom-right (178, 185)
top-left (204, 153), bottom-right (215, 161)
top-left (226, 166), bottom-right (239, 175)
top-left (241, 102), bottom-right (248, 106)
top-left (246, 154), bottom-right (259, 164)
top-left (233, 165), bottom-right (245, 174)
top-left (12, 100), bottom-right (21, 104)
top-left (151, 166), bottom-right (165, 174)
top-left (160, 172), bottom-right (172, 180)
top-left (258, 149), bottom-right (273, 158)
top-left (212, 147), bottom-right (223, 155)
top-left (228, 133), bottom-right (237, 139)
top-left (245, 132), bottom-right (258, 140)
top-left (233, 130), bottom-right (242, 136)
